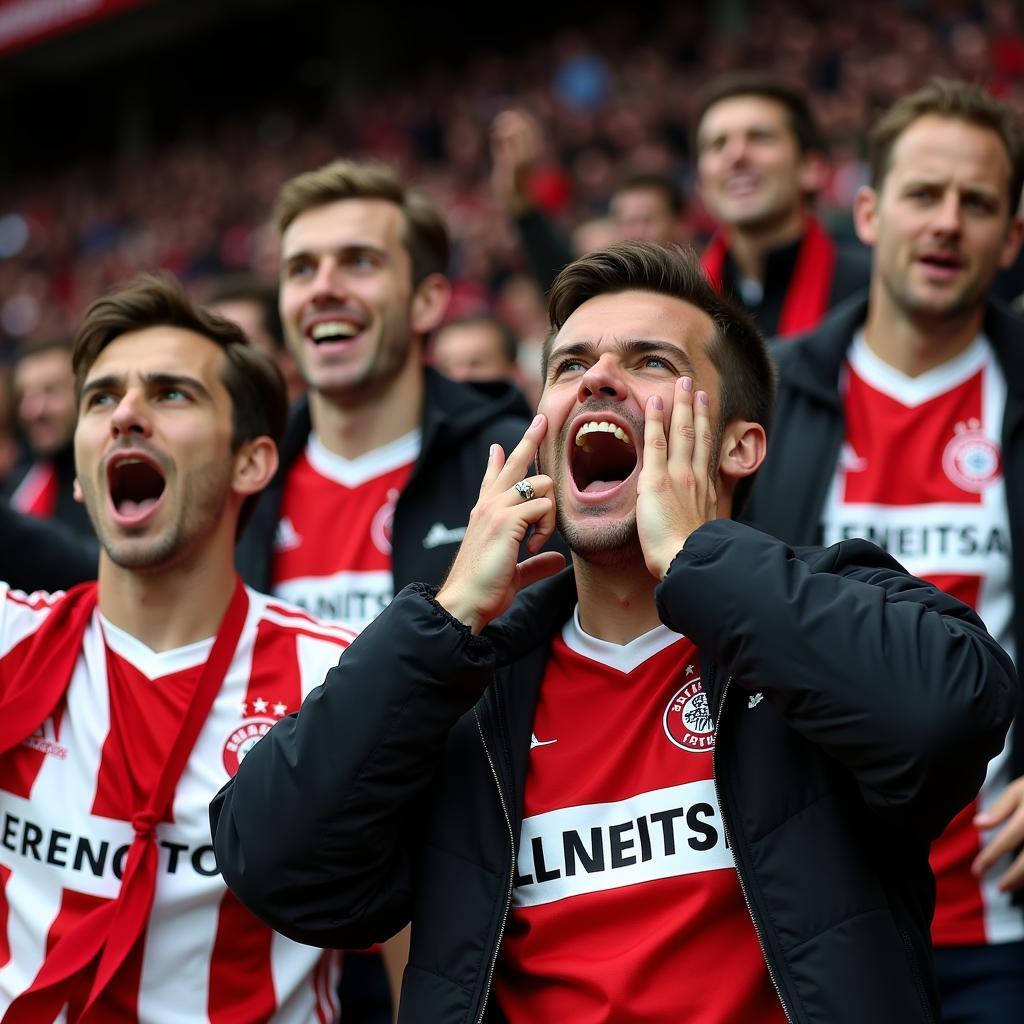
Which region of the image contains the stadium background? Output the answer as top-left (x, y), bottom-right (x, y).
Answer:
top-left (3, 0), bottom-right (1024, 358)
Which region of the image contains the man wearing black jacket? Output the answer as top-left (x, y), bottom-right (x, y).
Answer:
top-left (235, 159), bottom-right (537, 625)
top-left (213, 241), bottom-right (1014, 1023)
top-left (743, 79), bottom-right (1024, 1021)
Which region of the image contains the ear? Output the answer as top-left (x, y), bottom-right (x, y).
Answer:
top-left (853, 185), bottom-right (880, 247)
top-left (73, 477), bottom-right (84, 504)
top-left (716, 420), bottom-right (766, 494)
top-left (999, 214), bottom-right (1024, 270)
top-left (796, 151), bottom-right (829, 197)
top-left (232, 436), bottom-right (279, 500)
top-left (411, 273), bottom-right (452, 336)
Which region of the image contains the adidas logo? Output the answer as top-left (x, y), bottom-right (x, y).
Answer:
top-left (422, 523), bottom-right (467, 549)
top-left (274, 517), bottom-right (302, 552)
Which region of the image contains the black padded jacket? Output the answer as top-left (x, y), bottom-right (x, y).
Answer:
top-left (212, 520), bottom-right (1015, 1024)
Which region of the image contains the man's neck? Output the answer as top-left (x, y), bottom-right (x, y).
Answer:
top-left (862, 280), bottom-right (985, 377)
top-left (97, 531), bottom-right (239, 653)
top-left (309, 359), bottom-right (424, 460)
top-left (572, 554), bottom-right (663, 645)
top-left (727, 206), bottom-right (807, 286)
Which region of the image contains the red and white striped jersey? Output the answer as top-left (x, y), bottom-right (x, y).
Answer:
top-left (271, 432), bottom-right (419, 631)
top-left (494, 612), bottom-right (786, 1024)
top-left (822, 332), bottom-right (1021, 947)
top-left (8, 462), bottom-right (57, 519)
top-left (0, 582), bottom-right (356, 1023)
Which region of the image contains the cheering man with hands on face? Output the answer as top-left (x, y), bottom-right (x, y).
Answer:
top-left (213, 242), bottom-right (1014, 1024)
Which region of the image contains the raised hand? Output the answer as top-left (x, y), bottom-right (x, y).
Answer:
top-left (490, 108), bottom-right (545, 214)
top-left (636, 376), bottom-right (718, 579)
top-left (436, 414), bottom-right (566, 633)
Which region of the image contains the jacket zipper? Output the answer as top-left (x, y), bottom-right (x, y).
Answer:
top-left (473, 708), bottom-right (515, 1024)
top-left (898, 928), bottom-right (936, 1023)
top-left (711, 674), bottom-right (794, 1024)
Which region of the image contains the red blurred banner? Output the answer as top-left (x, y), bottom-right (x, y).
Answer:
top-left (0, 0), bottom-right (148, 57)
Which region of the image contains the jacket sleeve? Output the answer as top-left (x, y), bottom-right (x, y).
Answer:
top-left (0, 504), bottom-right (98, 592)
top-left (656, 519), bottom-right (1016, 839)
top-left (210, 585), bottom-right (496, 948)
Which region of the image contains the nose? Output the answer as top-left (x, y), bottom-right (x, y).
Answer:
top-left (578, 354), bottom-right (628, 402)
top-left (309, 256), bottom-right (348, 305)
top-left (109, 389), bottom-right (152, 439)
top-left (720, 133), bottom-right (749, 167)
top-left (933, 192), bottom-right (963, 235)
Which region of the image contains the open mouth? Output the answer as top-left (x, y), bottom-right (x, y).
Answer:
top-left (307, 320), bottom-right (362, 345)
top-left (570, 420), bottom-right (638, 495)
top-left (108, 455), bottom-right (166, 521)
top-left (918, 252), bottom-right (963, 272)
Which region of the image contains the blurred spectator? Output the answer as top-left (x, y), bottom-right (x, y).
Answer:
top-left (429, 313), bottom-right (524, 390)
top-left (4, 338), bottom-right (93, 538)
top-left (488, 107), bottom-right (692, 294)
top-left (0, 363), bottom-right (19, 491)
top-left (694, 71), bottom-right (872, 337)
top-left (608, 171), bottom-right (692, 245)
top-left (201, 274), bottom-right (307, 405)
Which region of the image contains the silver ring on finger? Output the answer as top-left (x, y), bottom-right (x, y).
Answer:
top-left (514, 479), bottom-right (536, 502)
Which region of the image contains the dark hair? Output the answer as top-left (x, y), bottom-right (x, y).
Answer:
top-left (614, 172), bottom-right (686, 217)
top-left (695, 71), bottom-right (825, 155)
top-left (545, 241), bottom-right (776, 513)
top-left (274, 158), bottom-right (450, 286)
top-left (868, 77), bottom-right (1024, 209)
top-left (204, 274), bottom-right (285, 351)
top-left (433, 314), bottom-right (519, 364)
top-left (72, 271), bottom-right (288, 532)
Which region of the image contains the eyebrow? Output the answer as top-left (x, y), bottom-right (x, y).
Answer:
top-left (548, 338), bottom-right (697, 372)
top-left (282, 242), bottom-right (388, 264)
top-left (81, 371), bottom-right (213, 401)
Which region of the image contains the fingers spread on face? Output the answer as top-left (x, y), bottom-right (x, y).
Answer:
top-left (494, 414), bottom-right (547, 491)
top-left (641, 394), bottom-right (668, 477)
top-left (667, 376), bottom-right (695, 477)
top-left (692, 389), bottom-right (713, 482)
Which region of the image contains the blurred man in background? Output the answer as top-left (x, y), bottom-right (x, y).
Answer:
top-left (694, 72), bottom-right (871, 337)
top-left (744, 78), bottom-right (1024, 1022)
top-left (429, 313), bottom-right (524, 389)
top-left (5, 338), bottom-right (93, 538)
top-left (489, 106), bottom-right (691, 293)
top-left (204, 275), bottom-right (306, 406)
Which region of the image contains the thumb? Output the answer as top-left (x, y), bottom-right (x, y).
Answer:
top-left (513, 552), bottom-right (567, 593)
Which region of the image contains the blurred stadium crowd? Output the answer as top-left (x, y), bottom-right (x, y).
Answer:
top-left (2, 0), bottom-right (1024, 350)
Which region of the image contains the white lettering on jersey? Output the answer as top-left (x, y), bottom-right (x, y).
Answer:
top-left (513, 780), bottom-right (732, 908)
top-left (274, 570), bottom-right (392, 631)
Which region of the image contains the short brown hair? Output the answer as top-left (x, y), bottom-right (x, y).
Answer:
top-left (695, 72), bottom-right (825, 155)
top-left (869, 78), bottom-right (1024, 208)
top-left (545, 241), bottom-right (776, 514)
top-left (273, 159), bottom-right (451, 286)
top-left (72, 272), bottom-right (288, 532)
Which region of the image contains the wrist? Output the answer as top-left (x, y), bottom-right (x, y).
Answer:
top-left (435, 585), bottom-right (485, 634)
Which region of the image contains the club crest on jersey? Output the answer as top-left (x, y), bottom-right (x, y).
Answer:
top-left (663, 674), bottom-right (715, 752)
top-left (371, 488), bottom-right (400, 555)
top-left (222, 716), bottom-right (277, 776)
top-left (942, 420), bottom-right (1001, 493)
